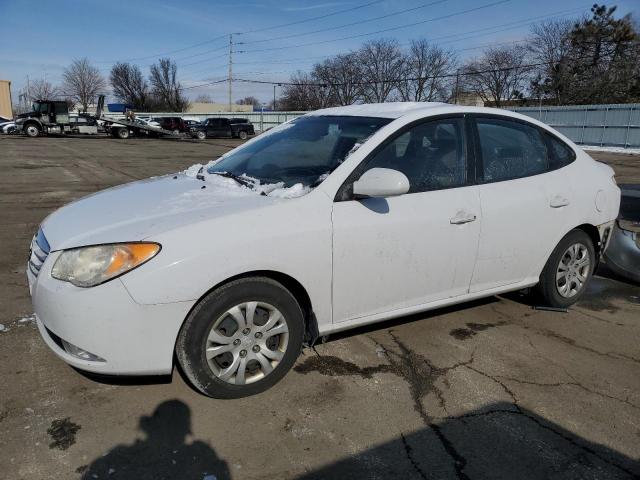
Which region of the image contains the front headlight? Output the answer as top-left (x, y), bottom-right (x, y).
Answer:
top-left (52, 243), bottom-right (160, 287)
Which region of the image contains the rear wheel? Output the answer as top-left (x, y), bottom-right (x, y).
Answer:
top-left (238, 130), bottom-right (248, 140)
top-left (24, 124), bottom-right (41, 137)
top-left (536, 229), bottom-right (595, 308)
top-left (176, 277), bottom-right (304, 398)
top-left (116, 127), bottom-right (130, 139)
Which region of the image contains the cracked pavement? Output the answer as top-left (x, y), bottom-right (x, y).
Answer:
top-left (1, 136), bottom-right (639, 479)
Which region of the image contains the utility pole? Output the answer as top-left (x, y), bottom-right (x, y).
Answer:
top-left (273, 84), bottom-right (276, 111)
top-left (228, 34), bottom-right (233, 112)
top-left (26, 75), bottom-right (31, 103)
top-left (454, 70), bottom-right (460, 105)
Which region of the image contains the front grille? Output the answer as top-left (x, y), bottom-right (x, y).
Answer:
top-left (28, 228), bottom-right (50, 277)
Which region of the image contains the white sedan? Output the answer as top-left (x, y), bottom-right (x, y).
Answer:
top-left (28, 103), bottom-right (620, 398)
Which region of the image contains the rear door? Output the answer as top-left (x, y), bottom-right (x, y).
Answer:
top-left (469, 115), bottom-right (572, 292)
top-left (331, 116), bottom-right (482, 322)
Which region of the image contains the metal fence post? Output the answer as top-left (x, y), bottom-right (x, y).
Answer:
top-left (624, 106), bottom-right (633, 148)
top-left (581, 108), bottom-right (588, 145)
top-left (600, 107), bottom-right (609, 146)
top-left (260, 109), bottom-right (264, 133)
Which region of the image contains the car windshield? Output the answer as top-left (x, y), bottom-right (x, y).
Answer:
top-left (207, 115), bottom-right (391, 187)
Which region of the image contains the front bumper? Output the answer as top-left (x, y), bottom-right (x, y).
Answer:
top-left (604, 224), bottom-right (640, 283)
top-left (29, 251), bottom-right (193, 375)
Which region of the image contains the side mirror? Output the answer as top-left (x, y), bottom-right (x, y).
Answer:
top-left (352, 168), bottom-right (410, 199)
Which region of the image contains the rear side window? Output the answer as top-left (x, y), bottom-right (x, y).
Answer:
top-left (476, 118), bottom-right (549, 182)
top-left (546, 133), bottom-right (576, 169)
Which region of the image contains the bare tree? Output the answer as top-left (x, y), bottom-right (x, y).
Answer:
top-left (110, 63), bottom-right (149, 110)
top-left (397, 39), bottom-right (457, 102)
top-left (236, 96), bottom-right (261, 107)
top-left (313, 53), bottom-right (361, 106)
top-left (28, 79), bottom-right (60, 101)
top-left (62, 58), bottom-right (106, 112)
top-left (462, 46), bottom-right (530, 107)
top-left (528, 19), bottom-right (573, 104)
top-left (149, 58), bottom-right (190, 111)
top-left (357, 39), bottom-right (404, 102)
top-left (280, 71), bottom-right (331, 110)
top-left (194, 94), bottom-right (215, 103)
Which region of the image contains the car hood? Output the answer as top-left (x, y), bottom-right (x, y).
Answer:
top-left (41, 173), bottom-right (279, 251)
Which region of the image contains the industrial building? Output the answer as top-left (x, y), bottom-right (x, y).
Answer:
top-left (0, 80), bottom-right (13, 119)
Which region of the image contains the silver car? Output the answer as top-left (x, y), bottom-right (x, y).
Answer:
top-left (604, 184), bottom-right (640, 283)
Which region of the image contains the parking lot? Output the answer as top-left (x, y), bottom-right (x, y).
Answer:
top-left (0, 135), bottom-right (639, 479)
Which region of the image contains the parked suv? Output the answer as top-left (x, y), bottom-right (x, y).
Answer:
top-left (190, 117), bottom-right (255, 140)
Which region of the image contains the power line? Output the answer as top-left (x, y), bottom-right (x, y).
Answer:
top-left (96, 0), bottom-right (386, 64)
top-left (231, 57), bottom-right (581, 87)
top-left (239, 0), bottom-right (450, 45)
top-left (238, 0), bottom-right (511, 54)
top-left (238, 0), bottom-right (387, 35)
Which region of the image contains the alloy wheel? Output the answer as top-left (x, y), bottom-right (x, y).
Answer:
top-left (205, 301), bottom-right (289, 385)
top-left (556, 242), bottom-right (591, 298)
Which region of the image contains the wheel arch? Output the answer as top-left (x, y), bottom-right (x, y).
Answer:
top-left (574, 223), bottom-right (602, 257)
top-left (22, 119), bottom-right (42, 131)
top-left (177, 269), bottom-right (319, 351)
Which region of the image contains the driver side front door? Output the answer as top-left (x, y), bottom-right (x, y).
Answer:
top-left (331, 116), bottom-right (481, 323)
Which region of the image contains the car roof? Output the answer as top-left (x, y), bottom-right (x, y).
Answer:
top-left (307, 102), bottom-right (448, 119)
top-left (305, 102), bottom-right (542, 123)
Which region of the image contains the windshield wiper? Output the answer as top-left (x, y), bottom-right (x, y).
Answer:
top-left (209, 171), bottom-right (255, 189)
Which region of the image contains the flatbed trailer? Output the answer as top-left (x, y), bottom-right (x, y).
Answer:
top-left (101, 116), bottom-right (181, 139)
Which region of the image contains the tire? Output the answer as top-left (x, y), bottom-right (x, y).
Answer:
top-left (116, 127), bottom-right (130, 139)
top-left (536, 229), bottom-right (595, 308)
top-left (176, 277), bottom-right (304, 398)
top-left (238, 130), bottom-right (248, 140)
top-left (195, 130), bottom-right (206, 140)
top-left (24, 124), bottom-right (41, 138)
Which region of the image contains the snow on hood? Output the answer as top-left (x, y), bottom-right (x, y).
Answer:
top-left (184, 162), bottom-right (313, 199)
top-left (41, 159), bottom-right (318, 250)
top-left (41, 172), bottom-right (287, 250)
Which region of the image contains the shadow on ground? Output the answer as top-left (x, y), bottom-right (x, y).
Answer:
top-left (77, 400), bottom-right (230, 480)
top-left (295, 401), bottom-right (638, 480)
top-left (75, 400), bottom-right (638, 480)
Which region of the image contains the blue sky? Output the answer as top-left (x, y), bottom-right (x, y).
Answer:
top-left (1, 0), bottom-right (637, 104)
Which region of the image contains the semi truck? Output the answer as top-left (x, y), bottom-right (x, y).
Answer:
top-left (14, 96), bottom-right (178, 139)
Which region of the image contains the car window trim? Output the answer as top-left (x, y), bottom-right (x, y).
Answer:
top-left (468, 113), bottom-right (571, 185)
top-left (334, 113), bottom-right (474, 202)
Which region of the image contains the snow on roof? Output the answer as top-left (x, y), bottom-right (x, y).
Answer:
top-left (306, 102), bottom-right (449, 119)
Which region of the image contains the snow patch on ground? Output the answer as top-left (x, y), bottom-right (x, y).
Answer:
top-left (0, 313), bottom-right (37, 332)
top-left (582, 145), bottom-right (640, 155)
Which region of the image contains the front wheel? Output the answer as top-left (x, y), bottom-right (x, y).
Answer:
top-left (238, 130), bottom-right (248, 140)
top-left (195, 130), bottom-right (206, 140)
top-left (176, 277), bottom-right (304, 398)
top-left (536, 229), bottom-right (595, 308)
top-left (24, 124), bottom-right (41, 137)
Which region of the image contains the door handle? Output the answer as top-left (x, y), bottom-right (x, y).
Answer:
top-left (450, 211), bottom-right (477, 225)
top-left (550, 195), bottom-right (570, 208)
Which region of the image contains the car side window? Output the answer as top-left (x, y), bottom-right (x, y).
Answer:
top-left (546, 133), bottom-right (576, 170)
top-left (362, 118), bottom-right (467, 193)
top-left (476, 118), bottom-right (549, 182)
